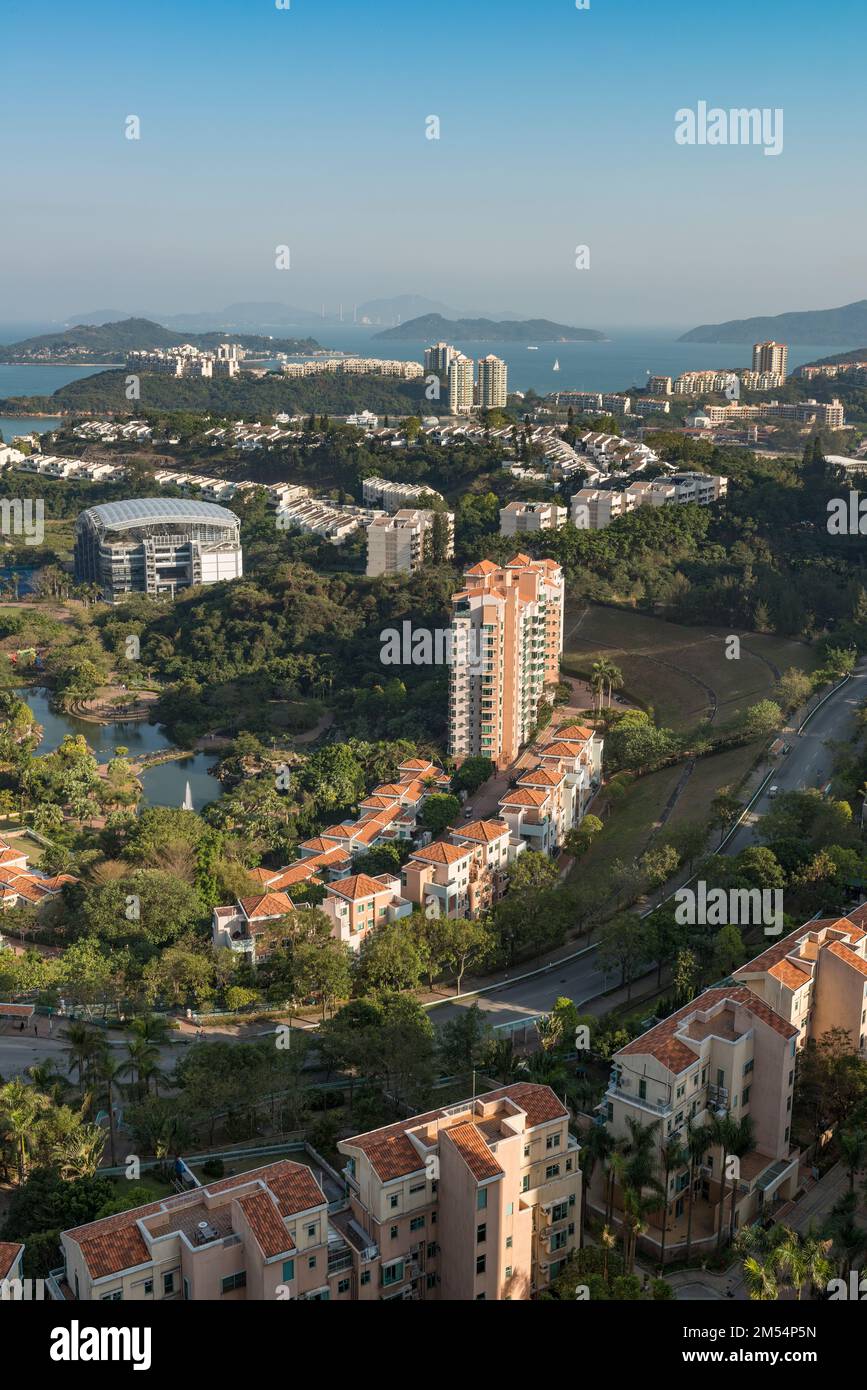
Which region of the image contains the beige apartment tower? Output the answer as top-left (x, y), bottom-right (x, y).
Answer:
top-left (448, 354), bottom-right (475, 414)
top-left (752, 340), bottom-right (789, 376)
top-left (366, 508), bottom-right (454, 576)
top-left (478, 354), bottom-right (508, 409)
top-left (448, 554), bottom-right (565, 768)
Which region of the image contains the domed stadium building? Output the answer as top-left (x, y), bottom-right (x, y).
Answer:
top-left (74, 498), bottom-right (243, 602)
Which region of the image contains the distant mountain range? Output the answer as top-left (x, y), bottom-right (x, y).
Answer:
top-left (679, 299), bottom-right (867, 345)
top-left (0, 317), bottom-right (320, 362)
top-left (373, 314), bottom-right (604, 343)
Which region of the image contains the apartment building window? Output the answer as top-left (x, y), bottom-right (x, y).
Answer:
top-left (716, 1068), bottom-right (725, 1088)
top-left (742, 1086), bottom-right (751, 1106)
top-left (426, 1273), bottom-right (437, 1290)
top-left (281, 1259), bottom-right (294, 1282)
top-left (546, 1133), bottom-right (561, 1150)
top-left (551, 1201), bottom-right (568, 1222)
top-left (144, 1279), bottom-right (153, 1297)
top-left (101, 1290), bottom-right (122, 1301)
top-left (427, 1242), bottom-right (437, 1258)
top-left (409, 1182), bottom-right (426, 1195)
top-left (506, 1235), bottom-right (513, 1248)
top-left (545, 1164), bottom-right (560, 1180)
top-left (382, 1261), bottom-right (405, 1287)
top-left (785, 1127), bottom-right (790, 1143)
top-left (221, 1272), bottom-right (247, 1294)
top-left (789, 1070), bottom-right (794, 1086)
top-left (787, 1096), bottom-right (792, 1111)
top-left (163, 1272), bottom-right (175, 1295)
top-left (306, 1223), bottom-right (317, 1238)
top-left (676, 1083), bottom-right (685, 1099)
top-left (476, 1255), bottom-right (486, 1275)
top-left (338, 1279), bottom-right (350, 1294)
top-left (308, 1256), bottom-right (317, 1270)
top-left (390, 1195), bottom-right (399, 1209)
top-left (701, 1067), bottom-right (708, 1085)
top-left (390, 1225), bottom-right (398, 1240)
top-left (360, 1271), bottom-right (371, 1286)
top-left (410, 1216), bottom-right (426, 1232)
top-left (638, 1079), bottom-right (647, 1100)
top-left (522, 1174), bottom-right (530, 1192)
top-left (743, 1059), bottom-right (754, 1076)
top-left (506, 1203), bottom-right (514, 1216)
top-left (523, 1144), bottom-right (530, 1158)
top-left (551, 1231), bottom-right (568, 1252)
top-left (477, 1224), bottom-right (487, 1244)
top-left (505, 1265), bottom-right (513, 1279)
top-left (477, 1189), bottom-right (488, 1210)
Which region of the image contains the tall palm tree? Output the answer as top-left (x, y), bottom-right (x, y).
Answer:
top-left (708, 1111), bottom-right (739, 1253)
top-left (727, 1116), bottom-right (755, 1240)
top-left (581, 1124), bottom-right (614, 1234)
top-left (95, 1053), bottom-right (125, 1166)
top-left (774, 1226), bottom-right (833, 1300)
top-left (658, 1134), bottom-right (688, 1269)
top-left (824, 1191), bottom-right (867, 1277)
top-left (742, 1254), bottom-right (779, 1300)
top-left (64, 1022), bottom-right (107, 1090)
top-left (0, 1079), bottom-right (46, 1183)
top-left (838, 1127), bottom-right (867, 1194)
top-left (684, 1121), bottom-right (710, 1266)
top-left (121, 1037), bottom-right (160, 1102)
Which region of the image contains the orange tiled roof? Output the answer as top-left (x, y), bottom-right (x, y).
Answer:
top-left (452, 819), bottom-right (510, 843)
top-left (464, 559), bottom-right (500, 576)
top-left (239, 891), bottom-right (294, 921)
top-left (555, 724), bottom-right (593, 741)
top-left (410, 840), bottom-right (472, 866)
top-left (236, 1191), bottom-right (294, 1258)
top-left (769, 958), bottom-right (812, 990)
top-left (443, 1122), bottom-right (505, 1182)
top-left (0, 1242), bottom-right (23, 1280)
top-left (735, 918), bottom-right (864, 980)
top-left (328, 873), bottom-right (388, 901)
top-left (539, 741), bottom-right (585, 759)
top-left (618, 985), bottom-right (797, 1074)
top-left (500, 788), bottom-right (549, 808)
top-left (826, 940), bottom-right (867, 977)
top-left (343, 1083), bottom-right (568, 1182)
top-left (518, 767), bottom-right (563, 787)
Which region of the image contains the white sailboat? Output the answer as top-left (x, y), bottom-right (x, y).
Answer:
top-left (553, 359), bottom-right (560, 372)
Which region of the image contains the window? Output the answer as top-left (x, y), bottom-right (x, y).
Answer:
top-left (360, 1270), bottom-right (371, 1286)
top-left (505, 1265), bottom-right (513, 1279)
top-left (522, 1174), bottom-right (530, 1192)
top-left (306, 1223), bottom-right (317, 1238)
top-left (338, 1279), bottom-right (350, 1294)
top-left (390, 1225), bottom-right (398, 1240)
top-left (390, 1195), bottom-right (399, 1209)
top-left (743, 1059), bottom-right (754, 1076)
top-left (308, 1256), bottom-right (317, 1270)
top-left (546, 1133), bottom-right (561, 1150)
top-left (477, 1223), bottom-right (487, 1243)
top-left (551, 1201), bottom-right (568, 1222)
top-left (523, 1144), bottom-right (530, 1158)
top-left (221, 1272), bottom-right (247, 1294)
top-left (476, 1255), bottom-right (486, 1275)
top-left (101, 1290), bottom-right (122, 1301)
top-left (163, 1273), bottom-right (174, 1295)
top-left (477, 1189), bottom-right (488, 1210)
top-left (551, 1230), bottom-right (568, 1251)
top-left (410, 1216), bottom-right (425, 1232)
top-left (427, 1241), bottom-right (437, 1258)
top-left (426, 1273), bottom-right (437, 1290)
top-left (545, 1164), bottom-right (560, 1180)
top-left (505, 1235), bottom-right (513, 1248)
top-left (409, 1182), bottom-right (426, 1194)
top-left (382, 1261), bottom-right (405, 1287)
top-left (281, 1259), bottom-right (295, 1282)
top-left (506, 1202), bottom-right (514, 1216)
top-left (742, 1086), bottom-right (751, 1106)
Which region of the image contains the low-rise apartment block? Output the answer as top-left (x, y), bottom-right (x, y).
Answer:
top-left (366, 508), bottom-right (454, 576)
top-left (339, 1083), bottom-right (582, 1299)
top-left (499, 501), bottom-right (567, 536)
top-left (497, 722), bottom-right (603, 853)
top-left (401, 818), bottom-right (524, 920)
top-left (361, 476), bottom-right (445, 511)
top-left (320, 872), bottom-right (413, 950)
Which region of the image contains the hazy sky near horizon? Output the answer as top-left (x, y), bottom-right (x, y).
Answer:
top-left (3, 0), bottom-right (866, 329)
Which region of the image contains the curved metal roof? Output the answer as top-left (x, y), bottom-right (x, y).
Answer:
top-left (80, 498), bottom-right (240, 530)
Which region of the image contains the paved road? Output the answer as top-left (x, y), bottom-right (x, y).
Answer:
top-left (431, 662), bottom-right (867, 1032)
top-left (724, 663), bottom-right (866, 856)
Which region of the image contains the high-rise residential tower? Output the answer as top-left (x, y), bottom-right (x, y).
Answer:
top-left (752, 340), bottom-right (789, 376)
top-left (448, 354), bottom-right (475, 414)
top-left (448, 554), bottom-right (565, 767)
top-left (477, 354), bottom-right (508, 409)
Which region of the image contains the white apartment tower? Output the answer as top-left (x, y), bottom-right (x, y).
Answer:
top-left (752, 341), bottom-right (789, 377)
top-left (425, 341), bottom-right (457, 375)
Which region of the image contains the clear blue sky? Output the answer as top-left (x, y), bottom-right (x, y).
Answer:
top-left (3, 0), bottom-right (865, 328)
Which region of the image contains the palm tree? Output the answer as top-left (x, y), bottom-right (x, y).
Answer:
top-left (838, 1127), bottom-right (867, 1194)
top-left (64, 1022), bottom-right (107, 1090)
top-left (581, 1124), bottom-right (614, 1234)
top-left (621, 1186), bottom-right (663, 1274)
top-left (0, 1079), bottom-right (45, 1182)
top-left (727, 1116), bottom-right (755, 1241)
top-left (590, 662), bottom-right (607, 715)
top-left (742, 1253), bottom-right (779, 1300)
top-left (95, 1053), bottom-right (125, 1166)
top-left (824, 1191), bottom-right (867, 1277)
top-left (684, 1121), bottom-right (710, 1266)
top-left (121, 1037), bottom-right (160, 1102)
top-left (774, 1226), bottom-right (832, 1300)
top-left (52, 1124), bottom-right (106, 1180)
top-left (658, 1134), bottom-right (688, 1269)
top-left (709, 1112), bottom-right (739, 1253)
top-left (600, 1224), bottom-right (617, 1284)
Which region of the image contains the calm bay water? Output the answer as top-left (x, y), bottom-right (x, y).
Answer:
top-left (19, 687), bottom-right (219, 811)
top-left (0, 364), bottom-right (107, 444)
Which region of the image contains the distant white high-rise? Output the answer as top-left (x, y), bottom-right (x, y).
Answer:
top-left (752, 341), bottom-right (789, 377)
top-left (448, 354), bottom-right (475, 414)
top-left (424, 341), bottom-right (457, 375)
top-left (478, 354), bottom-right (508, 409)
